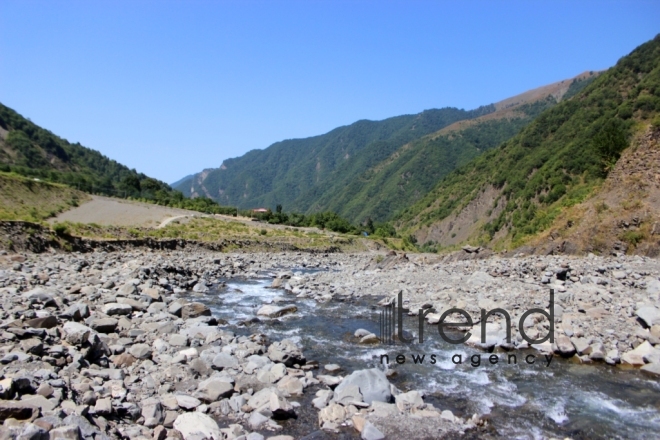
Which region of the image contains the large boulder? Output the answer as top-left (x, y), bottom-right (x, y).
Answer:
top-left (173, 412), bottom-right (222, 440)
top-left (334, 368), bottom-right (392, 405)
top-left (267, 339), bottom-right (305, 367)
top-left (636, 306), bottom-right (660, 328)
top-left (181, 303), bottom-right (211, 320)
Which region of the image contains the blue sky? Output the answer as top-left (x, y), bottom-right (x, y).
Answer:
top-left (1, 1), bottom-right (658, 184)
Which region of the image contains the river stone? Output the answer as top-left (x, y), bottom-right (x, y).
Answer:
top-left (89, 318), bottom-right (118, 333)
top-left (554, 336), bottom-right (576, 357)
top-left (359, 333), bottom-right (380, 344)
top-left (196, 378), bottom-right (234, 402)
top-left (333, 384), bottom-right (362, 405)
top-left (646, 278), bottom-right (660, 296)
top-left (212, 353), bottom-right (239, 369)
top-left (181, 303), bottom-right (211, 320)
top-left (571, 337), bottom-right (591, 355)
top-left (102, 303), bottom-right (133, 316)
top-left (169, 334), bottom-right (189, 347)
top-left (640, 363), bottom-right (660, 377)
top-left (248, 411), bottom-right (270, 430)
top-left (334, 368), bottom-right (392, 405)
top-left (312, 390), bottom-right (334, 409)
top-left (361, 421), bottom-right (385, 440)
top-left (117, 297), bottom-right (147, 311)
top-left (256, 304), bottom-right (297, 318)
top-left (277, 376), bottom-right (303, 396)
top-left (175, 395), bottom-right (201, 410)
top-left (141, 398), bottom-right (163, 427)
top-left (267, 339), bottom-right (305, 367)
top-left (61, 322), bottom-right (92, 346)
top-left (142, 287), bottom-right (161, 301)
top-left (318, 403), bottom-right (346, 425)
top-left (636, 306), bottom-right (660, 328)
top-left (621, 341), bottom-right (654, 367)
top-left (395, 390), bottom-right (424, 412)
top-left (192, 283), bottom-right (210, 293)
top-left (354, 329), bottom-right (372, 338)
top-left (118, 283), bottom-right (137, 296)
top-left (168, 302), bottom-right (183, 317)
top-left (173, 412), bottom-right (222, 440)
top-left (25, 316), bottom-right (58, 329)
top-left (18, 423), bottom-right (49, 440)
top-left (49, 425), bottom-right (81, 440)
top-left (129, 343), bottom-right (152, 360)
top-left (589, 342), bottom-right (606, 360)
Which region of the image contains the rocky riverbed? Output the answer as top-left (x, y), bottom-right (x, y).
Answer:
top-left (0, 248), bottom-right (658, 440)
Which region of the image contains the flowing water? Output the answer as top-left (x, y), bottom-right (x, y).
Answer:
top-left (196, 271), bottom-right (660, 439)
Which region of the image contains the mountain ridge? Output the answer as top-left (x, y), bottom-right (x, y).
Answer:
top-left (397, 35), bottom-right (660, 255)
top-left (176, 72), bottom-right (595, 223)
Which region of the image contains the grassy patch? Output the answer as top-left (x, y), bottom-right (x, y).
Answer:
top-left (0, 172), bottom-right (89, 222)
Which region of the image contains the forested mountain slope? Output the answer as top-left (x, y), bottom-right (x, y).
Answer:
top-left (176, 73), bottom-right (595, 223)
top-left (397, 35), bottom-right (660, 255)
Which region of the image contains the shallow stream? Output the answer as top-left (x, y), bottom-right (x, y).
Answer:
top-left (197, 271), bottom-right (660, 439)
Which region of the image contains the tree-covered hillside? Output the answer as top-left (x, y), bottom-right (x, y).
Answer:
top-left (313, 96), bottom-right (560, 222)
top-left (398, 34), bottom-right (660, 250)
top-left (0, 103), bottom-right (235, 214)
top-left (175, 106), bottom-right (495, 217)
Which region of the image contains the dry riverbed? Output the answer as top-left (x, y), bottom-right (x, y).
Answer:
top-left (0, 248), bottom-right (658, 440)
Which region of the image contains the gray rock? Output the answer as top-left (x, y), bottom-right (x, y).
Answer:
top-left (89, 318), bottom-right (118, 333)
top-left (334, 368), bottom-right (392, 405)
top-left (248, 411), bottom-right (270, 429)
top-left (196, 378), bottom-right (234, 402)
top-left (129, 343), bottom-right (152, 360)
top-left (141, 398), bottom-right (163, 427)
top-left (181, 303), bottom-right (211, 320)
top-left (394, 390), bottom-right (424, 412)
top-left (212, 353), bottom-right (239, 370)
top-left (361, 421), bottom-right (385, 440)
top-left (332, 384), bottom-right (362, 407)
top-left (636, 306), bottom-right (660, 328)
top-left (61, 322), bottom-right (92, 346)
top-left (118, 283), bottom-right (137, 296)
top-left (49, 425), bottom-right (81, 440)
top-left (173, 412), bottom-right (222, 440)
top-left (554, 336), bottom-right (576, 357)
top-left (641, 362), bottom-right (660, 377)
top-left (267, 339), bottom-right (305, 367)
top-left (175, 395), bottom-right (201, 410)
top-left (102, 303), bottom-right (133, 316)
top-left (256, 304), bottom-right (297, 318)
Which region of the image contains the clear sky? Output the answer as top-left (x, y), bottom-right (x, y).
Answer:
top-left (1, 1), bottom-right (658, 184)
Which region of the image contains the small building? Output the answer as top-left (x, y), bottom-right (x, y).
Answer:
top-left (252, 208), bottom-right (269, 213)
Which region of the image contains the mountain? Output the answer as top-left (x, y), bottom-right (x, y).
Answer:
top-left (170, 174), bottom-right (194, 189)
top-left (176, 74), bottom-right (596, 223)
top-left (397, 35), bottom-right (660, 255)
top-left (0, 103), bottom-right (238, 215)
top-left (0, 102), bottom-right (174, 198)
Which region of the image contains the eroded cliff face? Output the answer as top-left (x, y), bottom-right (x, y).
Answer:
top-left (529, 125), bottom-right (660, 257)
